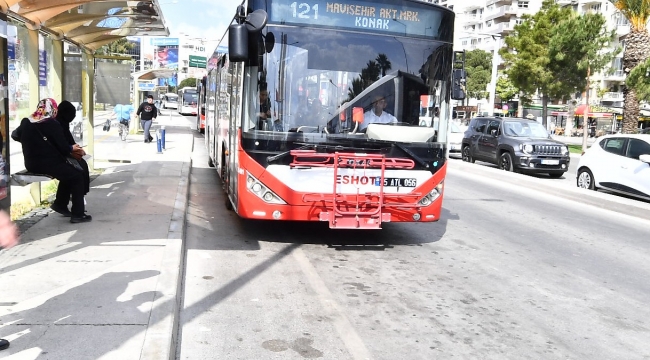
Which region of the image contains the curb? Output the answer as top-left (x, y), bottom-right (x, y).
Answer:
top-left (140, 136), bottom-right (194, 360)
top-left (449, 160), bottom-right (650, 222)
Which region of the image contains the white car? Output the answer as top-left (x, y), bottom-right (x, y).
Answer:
top-left (448, 121), bottom-right (464, 158)
top-left (576, 134), bottom-right (650, 200)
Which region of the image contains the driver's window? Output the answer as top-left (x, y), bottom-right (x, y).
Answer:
top-left (626, 138), bottom-right (650, 160)
top-left (487, 120), bottom-right (500, 135)
top-left (475, 119), bottom-right (488, 133)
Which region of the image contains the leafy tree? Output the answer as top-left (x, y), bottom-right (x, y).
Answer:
top-left (500, 0), bottom-right (574, 125)
top-left (94, 38), bottom-right (134, 56)
top-left (627, 57), bottom-right (650, 102)
top-left (464, 49), bottom-right (492, 102)
top-left (495, 74), bottom-right (518, 103)
top-left (178, 77), bottom-right (198, 89)
top-left (609, 0), bottom-right (650, 133)
top-left (549, 11), bottom-right (620, 143)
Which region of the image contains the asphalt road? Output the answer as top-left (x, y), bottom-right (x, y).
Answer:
top-left (178, 136), bottom-right (650, 359)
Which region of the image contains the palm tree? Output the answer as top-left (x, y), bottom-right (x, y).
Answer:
top-left (376, 54), bottom-right (392, 77)
top-left (610, 0), bottom-right (650, 133)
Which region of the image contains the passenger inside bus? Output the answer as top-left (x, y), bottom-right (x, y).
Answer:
top-left (256, 87), bottom-right (272, 130)
top-left (361, 94), bottom-right (398, 131)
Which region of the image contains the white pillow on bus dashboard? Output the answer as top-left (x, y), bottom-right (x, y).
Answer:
top-left (365, 124), bottom-right (437, 143)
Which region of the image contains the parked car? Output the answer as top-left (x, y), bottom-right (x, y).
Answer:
top-left (576, 134), bottom-right (650, 200)
top-left (448, 121), bottom-right (464, 158)
top-left (461, 116), bottom-right (570, 177)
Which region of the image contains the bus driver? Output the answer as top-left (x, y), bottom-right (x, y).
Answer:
top-left (361, 94), bottom-right (397, 131)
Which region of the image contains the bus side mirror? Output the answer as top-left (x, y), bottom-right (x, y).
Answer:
top-left (229, 24), bottom-right (249, 62)
top-left (452, 69), bottom-right (466, 100)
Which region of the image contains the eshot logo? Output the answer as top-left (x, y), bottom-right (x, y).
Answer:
top-left (336, 175), bottom-right (380, 186)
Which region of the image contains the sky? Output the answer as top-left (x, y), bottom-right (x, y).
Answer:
top-left (159, 0), bottom-right (238, 43)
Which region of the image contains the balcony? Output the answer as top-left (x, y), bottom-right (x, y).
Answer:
top-left (486, 0), bottom-right (512, 7)
top-left (604, 70), bottom-right (625, 81)
top-left (616, 24), bottom-right (630, 37)
top-left (463, 13), bottom-right (483, 25)
top-left (485, 22), bottom-right (514, 35)
top-left (601, 92), bottom-right (624, 102)
top-left (484, 5), bottom-right (517, 21)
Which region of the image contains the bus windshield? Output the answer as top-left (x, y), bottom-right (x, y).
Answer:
top-left (243, 26), bottom-right (452, 144)
top-left (183, 92), bottom-right (197, 104)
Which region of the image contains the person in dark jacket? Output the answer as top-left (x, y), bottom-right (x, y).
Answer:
top-left (136, 95), bottom-right (157, 143)
top-left (57, 100), bottom-right (90, 195)
top-left (12, 98), bottom-right (91, 223)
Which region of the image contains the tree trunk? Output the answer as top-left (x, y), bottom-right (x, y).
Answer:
top-left (622, 29), bottom-right (650, 134)
top-left (542, 94), bottom-right (548, 128)
top-left (565, 95), bottom-right (576, 136)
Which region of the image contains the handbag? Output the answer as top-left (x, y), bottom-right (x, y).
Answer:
top-left (31, 121), bottom-right (84, 172)
top-left (103, 119), bottom-right (111, 132)
top-left (65, 156), bottom-right (84, 171)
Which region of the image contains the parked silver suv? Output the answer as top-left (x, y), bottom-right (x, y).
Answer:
top-left (461, 117), bottom-right (570, 178)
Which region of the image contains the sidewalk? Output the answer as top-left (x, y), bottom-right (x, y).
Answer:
top-left (0, 126), bottom-right (194, 360)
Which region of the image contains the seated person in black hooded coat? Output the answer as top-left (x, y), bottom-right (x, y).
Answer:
top-left (56, 100), bottom-right (90, 196)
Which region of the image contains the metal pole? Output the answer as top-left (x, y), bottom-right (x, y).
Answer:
top-left (582, 66), bottom-right (590, 152)
top-left (487, 37), bottom-right (501, 117)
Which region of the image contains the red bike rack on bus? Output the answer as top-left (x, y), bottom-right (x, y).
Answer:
top-left (290, 150), bottom-right (422, 229)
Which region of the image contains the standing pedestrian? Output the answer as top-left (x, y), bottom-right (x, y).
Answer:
top-left (136, 95), bottom-right (157, 143)
top-left (113, 103), bottom-right (135, 141)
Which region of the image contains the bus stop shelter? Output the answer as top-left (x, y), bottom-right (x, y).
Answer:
top-left (1, 1), bottom-right (170, 211)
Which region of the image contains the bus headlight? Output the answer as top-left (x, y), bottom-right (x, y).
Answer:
top-left (246, 172), bottom-right (286, 205)
top-left (418, 181), bottom-right (444, 207)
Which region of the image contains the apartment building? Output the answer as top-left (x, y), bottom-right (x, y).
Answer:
top-left (453, 0), bottom-right (632, 114)
top-left (572, 0), bottom-right (628, 110)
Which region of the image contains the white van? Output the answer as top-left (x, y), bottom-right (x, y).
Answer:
top-left (162, 93), bottom-right (179, 110)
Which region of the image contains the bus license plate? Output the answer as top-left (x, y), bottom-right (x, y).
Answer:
top-left (381, 178), bottom-right (417, 187)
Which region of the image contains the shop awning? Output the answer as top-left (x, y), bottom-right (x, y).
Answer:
top-left (3, 0), bottom-right (170, 51)
top-left (551, 111), bottom-right (613, 118)
top-left (552, 104), bottom-right (613, 118)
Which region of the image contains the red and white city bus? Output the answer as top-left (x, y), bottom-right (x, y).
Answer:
top-left (177, 86), bottom-right (198, 116)
top-left (203, 0), bottom-right (466, 229)
top-left (196, 76), bottom-right (207, 134)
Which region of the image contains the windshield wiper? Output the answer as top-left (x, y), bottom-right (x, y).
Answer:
top-left (266, 145), bottom-right (313, 164)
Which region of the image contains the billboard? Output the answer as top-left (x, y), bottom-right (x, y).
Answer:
top-left (154, 46), bottom-right (178, 69)
top-left (149, 37), bottom-right (178, 69)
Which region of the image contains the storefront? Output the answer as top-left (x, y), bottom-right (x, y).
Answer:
top-left (551, 104), bottom-right (615, 136)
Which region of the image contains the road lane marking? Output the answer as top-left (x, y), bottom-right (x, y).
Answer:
top-left (292, 248), bottom-right (373, 360)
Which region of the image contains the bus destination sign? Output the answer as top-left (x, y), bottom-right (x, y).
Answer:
top-left (269, 0), bottom-right (445, 38)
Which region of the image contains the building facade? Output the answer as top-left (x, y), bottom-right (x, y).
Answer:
top-left (452, 0), bottom-right (634, 118)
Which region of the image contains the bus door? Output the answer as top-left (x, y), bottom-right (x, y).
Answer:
top-left (227, 62), bottom-right (244, 209)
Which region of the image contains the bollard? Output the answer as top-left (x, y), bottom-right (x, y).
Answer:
top-left (161, 125), bottom-right (166, 150)
top-left (156, 130), bottom-right (163, 154)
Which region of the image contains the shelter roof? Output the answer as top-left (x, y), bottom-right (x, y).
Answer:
top-left (2, 0), bottom-right (169, 51)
